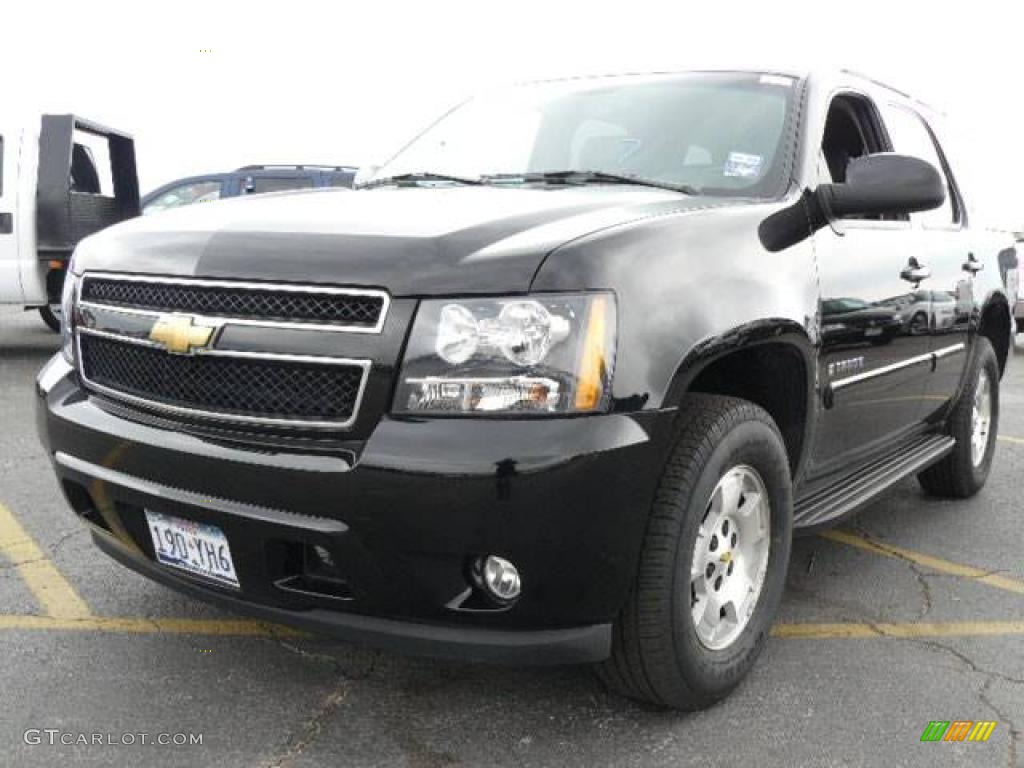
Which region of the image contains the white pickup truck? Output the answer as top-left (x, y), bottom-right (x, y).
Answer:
top-left (0, 114), bottom-right (139, 330)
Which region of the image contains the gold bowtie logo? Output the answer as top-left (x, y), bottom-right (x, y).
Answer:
top-left (149, 315), bottom-right (216, 355)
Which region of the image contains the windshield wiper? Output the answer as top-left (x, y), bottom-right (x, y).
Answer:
top-left (487, 170), bottom-right (697, 195)
top-left (358, 172), bottom-right (485, 190)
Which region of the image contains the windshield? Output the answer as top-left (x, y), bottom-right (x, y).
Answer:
top-left (374, 72), bottom-right (797, 196)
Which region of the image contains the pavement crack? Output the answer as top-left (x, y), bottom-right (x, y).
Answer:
top-left (272, 637), bottom-right (345, 668)
top-left (264, 677), bottom-right (349, 768)
top-left (907, 562), bottom-right (934, 620)
top-left (904, 637), bottom-right (1023, 767)
top-left (49, 527), bottom-right (87, 557)
top-left (847, 519), bottom-right (934, 619)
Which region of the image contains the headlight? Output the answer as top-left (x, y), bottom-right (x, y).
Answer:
top-left (59, 264), bottom-right (80, 366)
top-left (395, 293), bottom-right (616, 415)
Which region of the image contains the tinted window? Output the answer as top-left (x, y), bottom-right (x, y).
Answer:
top-left (247, 176), bottom-right (315, 194)
top-left (144, 180), bottom-right (222, 214)
top-left (376, 73), bottom-right (797, 197)
top-left (882, 106), bottom-right (956, 227)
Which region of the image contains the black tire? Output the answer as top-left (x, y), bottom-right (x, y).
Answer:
top-left (595, 394), bottom-right (793, 710)
top-left (917, 337), bottom-right (999, 498)
top-left (38, 305), bottom-right (62, 333)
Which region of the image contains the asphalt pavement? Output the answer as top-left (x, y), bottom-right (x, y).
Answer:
top-left (0, 305), bottom-right (1020, 768)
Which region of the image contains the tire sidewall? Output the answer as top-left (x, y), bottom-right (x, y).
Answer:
top-left (670, 418), bottom-right (793, 696)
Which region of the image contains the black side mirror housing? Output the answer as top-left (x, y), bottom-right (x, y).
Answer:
top-left (759, 153), bottom-right (946, 252)
top-left (819, 153), bottom-right (946, 219)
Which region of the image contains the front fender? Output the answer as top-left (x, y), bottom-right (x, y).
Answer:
top-left (530, 201), bottom-right (820, 413)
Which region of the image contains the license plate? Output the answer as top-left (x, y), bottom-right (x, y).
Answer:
top-left (145, 511), bottom-right (239, 588)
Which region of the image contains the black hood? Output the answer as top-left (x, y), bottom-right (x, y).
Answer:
top-left (76, 185), bottom-right (732, 295)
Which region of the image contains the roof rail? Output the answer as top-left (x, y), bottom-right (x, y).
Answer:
top-left (234, 164), bottom-right (358, 172)
top-left (839, 69), bottom-right (944, 115)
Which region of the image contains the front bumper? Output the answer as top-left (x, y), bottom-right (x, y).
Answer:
top-left (37, 356), bottom-right (673, 664)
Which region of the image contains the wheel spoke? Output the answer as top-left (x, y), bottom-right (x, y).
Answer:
top-left (718, 471), bottom-right (743, 515)
top-left (696, 592), bottom-right (723, 637)
top-left (735, 490), bottom-right (763, 520)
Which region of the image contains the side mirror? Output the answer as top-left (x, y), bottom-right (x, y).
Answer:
top-left (820, 153), bottom-right (945, 219)
top-left (759, 153), bottom-right (945, 252)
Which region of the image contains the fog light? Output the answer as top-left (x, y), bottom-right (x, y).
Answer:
top-left (480, 555), bottom-right (521, 602)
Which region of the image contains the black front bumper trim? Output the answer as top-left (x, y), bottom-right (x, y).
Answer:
top-left (92, 529), bottom-right (611, 665)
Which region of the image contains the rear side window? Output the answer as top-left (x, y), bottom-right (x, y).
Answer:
top-left (246, 176), bottom-right (315, 194)
top-left (881, 105), bottom-right (957, 228)
top-left (144, 180), bottom-right (222, 215)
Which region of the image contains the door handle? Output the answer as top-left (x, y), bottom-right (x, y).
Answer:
top-left (962, 253), bottom-right (983, 274)
top-left (900, 257), bottom-right (931, 283)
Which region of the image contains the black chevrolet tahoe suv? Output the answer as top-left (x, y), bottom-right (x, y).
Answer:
top-left (37, 69), bottom-right (1015, 710)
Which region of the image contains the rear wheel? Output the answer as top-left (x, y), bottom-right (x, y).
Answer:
top-left (596, 394), bottom-right (793, 710)
top-left (918, 337), bottom-right (999, 498)
top-left (38, 304), bottom-right (62, 333)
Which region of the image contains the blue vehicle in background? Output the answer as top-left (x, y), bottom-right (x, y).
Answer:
top-left (141, 164), bottom-right (358, 214)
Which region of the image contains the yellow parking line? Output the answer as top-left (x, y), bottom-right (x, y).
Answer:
top-left (0, 614), bottom-right (1019, 641)
top-left (773, 620), bottom-right (1024, 639)
top-left (997, 435), bottom-right (1024, 445)
top-left (0, 503), bottom-right (92, 619)
top-left (0, 615), bottom-right (302, 637)
top-left (821, 529), bottom-right (1024, 596)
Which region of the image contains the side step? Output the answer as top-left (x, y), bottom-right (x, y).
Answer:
top-left (794, 434), bottom-right (955, 528)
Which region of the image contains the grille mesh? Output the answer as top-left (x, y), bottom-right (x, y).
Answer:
top-left (81, 335), bottom-right (364, 424)
top-left (81, 278), bottom-right (384, 327)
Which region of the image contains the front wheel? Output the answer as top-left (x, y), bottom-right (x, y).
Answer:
top-left (38, 304), bottom-right (62, 333)
top-left (596, 394), bottom-right (793, 710)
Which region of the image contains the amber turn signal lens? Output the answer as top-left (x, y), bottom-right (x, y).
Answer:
top-left (574, 296), bottom-right (610, 411)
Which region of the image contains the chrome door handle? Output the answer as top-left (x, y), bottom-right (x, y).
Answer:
top-left (962, 253), bottom-right (983, 274)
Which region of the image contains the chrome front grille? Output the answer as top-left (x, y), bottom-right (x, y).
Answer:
top-left (79, 273), bottom-right (390, 333)
top-left (75, 273), bottom-right (384, 429)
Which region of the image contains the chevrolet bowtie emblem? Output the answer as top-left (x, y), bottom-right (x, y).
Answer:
top-left (149, 315), bottom-right (216, 355)
top-left (719, 551), bottom-right (733, 564)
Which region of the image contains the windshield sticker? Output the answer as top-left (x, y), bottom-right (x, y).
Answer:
top-left (723, 152), bottom-right (763, 179)
top-left (759, 74), bottom-right (794, 87)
